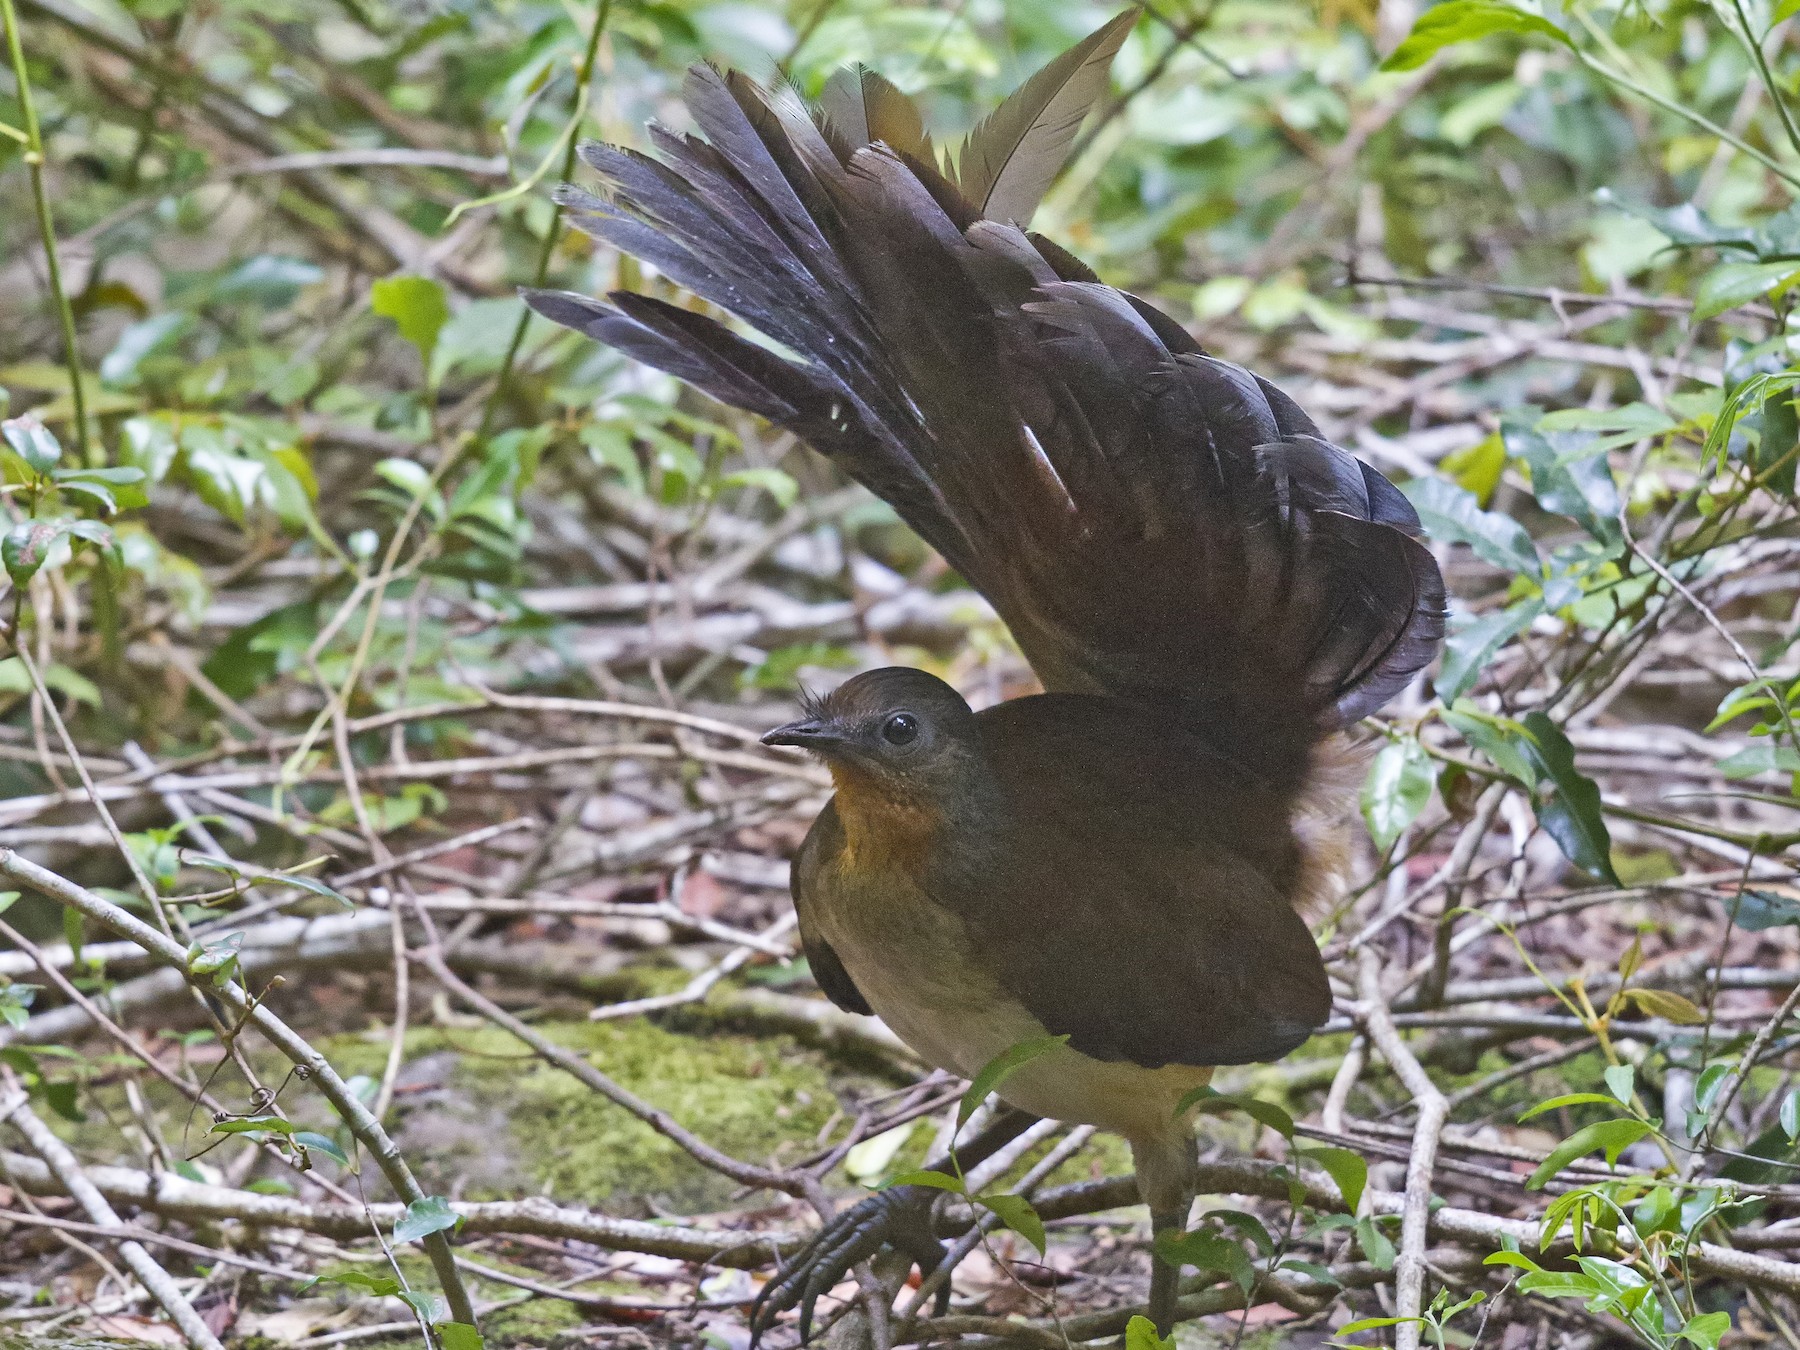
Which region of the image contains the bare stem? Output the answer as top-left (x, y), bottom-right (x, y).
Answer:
top-left (476, 0), bottom-right (614, 442)
top-left (0, 0), bottom-right (92, 464)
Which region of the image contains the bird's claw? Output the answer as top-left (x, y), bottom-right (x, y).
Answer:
top-left (749, 1184), bottom-right (950, 1346)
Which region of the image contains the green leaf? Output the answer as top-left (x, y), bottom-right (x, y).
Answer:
top-left (317, 1270), bottom-right (403, 1297)
top-left (1519, 711), bottom-right (1619, 884)
top-left (960, 1034), bottom-right (1067, 1126)
top-left (883, 1168), bottom-right (965, 1194)
top-left (371, 275), bottom-right (451, 371)
top-left (398, 1290), bottom-right (442, 1323)
top-left (1275, 1257), bottom-right (1341, 1287)
top-left (1678, 1312), bottom-right (1731, 1350)
top-left (62, 907), bottom-right (83, 966)
top-left (4, 519), bottom-right (69, 586)
top-left (43, 1079), bottom-right (84, 1122)
top-left (1538, 402), bottom-right (1680, 455)
top-left (1442, 702), bottom-right (1538, 784)
top-left (1595, 190), bottom-right (1755, 253)
top-left (1438, 601), bottom-right (1541, 704)
top-left (1403, 476), bottom-right (1539, 574)
top-left (294, 1131), bottom-right (350, 1165)
top-left (1435, 1291), bottom-right (1488, 1325)
top-left (179, 424), bottom-right (264, 523)
top-left (1506, 413), bottom-right (1621, 549)
top-left (2, 414), bottom-right (62, 474)
top-left (121, 416), bottom-right (179, 483)
top-left (721, 467), bottom-right (800, 510)
top-left (1718, 744), bottom-right (1800, 779)
top-left (436, 1323), bottom-right (485, 1350)
top-left (1694, 261), bottom-right (1800, 321)
top-left (977, 1192), bottom-right (1045, 1253)
top-left (1570, 1256), bottom-right (1659, 1340)
top-left (843, 1120), bottom-right (918, 1185)
top-left (1380, 1), bottom-right (1573, 72)
top-left (186, 931), bottom-right (243, 978)
top-left (100, 312), bottom-right (192, 387)
top-left (1604, 1064), bottom-right (1635, 1104)
top-left (214, 254), bottom-right (324, 303)
top-left (579, 422), bottom-right (647, 496)
top-left (1526, 1118), bottom-right (1652, 1189)
top-left (1620, 987), bottom-right (1707, 1024)
top-left (52, 477), bottom-right (116, 513)
top-left (1125, 1315), bottom-right (1174, 1350)
top-left (1438, 432), bottom-right (1507, 503)
top-left (1178, 1085), bottom-right (1295, 1140)
top-left (1354, 1216), bottom-right (1396, 1269)
top-left (1204, 1208), bottom-right (1276, 1256)
top-left (1709, 682), bottom-right (1778, 732)
top-left (1297, 1146), bottom-right (1367, 1213)
top-left (394, 1194), bottom-right (461, 1244)
top-left (1516, 1267), bottom-right (1601, 1298)
top-left (65, 520), bottom-right (119, 566)
top-left (1339, 1316), bottom-right (1424, 1336)
top-left (1483, 1250), bottom-right (1545, 1272)
top-left (1156, 1228), bottom-right (1255, 1294)
top-left (210, 1114), bottom-right (297, 1135)
top-left (1634, 1186), bottom-right (1680, 1237)
top-left (371, 457), bottom-right (447, 526)
top-left (180, 855), bottom-right (353, 909)
top-left (1361, 737), bottom-right (1434, 850)
top-left (1517, 1092), bottom-right (1623, 1121)
top-left (1694, 1062), bottom-right (1732, 1113)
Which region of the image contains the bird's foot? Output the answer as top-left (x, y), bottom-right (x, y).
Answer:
top-left (749, 1185), bottom-right (950, 1347)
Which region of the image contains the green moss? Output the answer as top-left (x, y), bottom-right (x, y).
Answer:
top-left (46, 1009), bottom-right (850, 1220)
top-left (1019, 1129), bottom-right (1134, 1192)
top-left (1442, 1046), bottom-right (1612, 1126)
top-left (484, 1294), bottom-right (585, 1344)
top-left (318, 1017), bottom-right (840, 1213)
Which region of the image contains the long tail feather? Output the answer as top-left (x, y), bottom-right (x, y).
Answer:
top-left (952, 9), bottom-right (1139, 223)
top-left (523, 19), bottom-right (1444, 791)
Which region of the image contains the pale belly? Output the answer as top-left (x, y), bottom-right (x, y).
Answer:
top-left (810, 868), bottom-right (1213, 1143)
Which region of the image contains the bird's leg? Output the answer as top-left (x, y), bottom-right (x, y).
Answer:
top-left (1146, 1204), bottom-right (1187, 1337)
top-left (749, 1106), bottom-right (1040, 1346)
top-left (1131, 1126), bottom-right (1201, 1340)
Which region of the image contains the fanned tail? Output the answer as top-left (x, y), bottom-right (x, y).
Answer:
top-left (523, 19), bottom-right (1445, 793)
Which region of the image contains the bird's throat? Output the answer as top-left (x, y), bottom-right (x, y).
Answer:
top-left (824, 763), bottom-right (944, 872)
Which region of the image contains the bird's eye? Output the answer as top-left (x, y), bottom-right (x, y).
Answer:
top-left (881, 713), bottom-right (919, 746)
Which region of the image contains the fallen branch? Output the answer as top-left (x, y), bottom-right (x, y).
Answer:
top-left (0, 848), bottom-right (479, 1327)
top-left (1358, 947), bottom-right (1450, 1350)
top-left (0, 1085), bottom-right (223, 1350)
top-left (0, 1148), bottom-right (798, 1264)
top-left (4, 909), bottom-right (395, 1046)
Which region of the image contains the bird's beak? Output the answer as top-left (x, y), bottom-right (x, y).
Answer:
top-left (761, 718), bottom-right (845, 750)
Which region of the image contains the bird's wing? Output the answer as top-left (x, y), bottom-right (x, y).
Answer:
top-left (790, 804), bottom-right (873, 1016)
top-left (523, 25), bottom-right (1444, 790)
top-left (936, 697), bottom-right (1333, 1068)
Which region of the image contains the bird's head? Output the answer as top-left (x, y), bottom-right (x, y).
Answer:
top-left (762, 668), bottom-right (980, 805)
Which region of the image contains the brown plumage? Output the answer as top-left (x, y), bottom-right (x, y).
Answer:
top-left (523, 12), bottom-right (1445, 1338)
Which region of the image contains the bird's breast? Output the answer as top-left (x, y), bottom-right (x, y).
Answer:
top-left (805, 836), bottom-right (1214, 1141)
